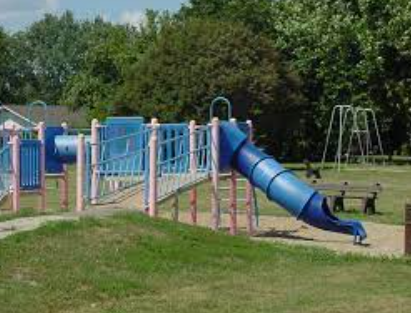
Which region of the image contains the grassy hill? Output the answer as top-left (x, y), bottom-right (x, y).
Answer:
top-left (1, 213), bottom-right (411, 313)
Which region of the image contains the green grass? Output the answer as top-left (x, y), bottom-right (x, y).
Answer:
top-left (0, 213), bottom-right (411, 313)
top-left (162, 164), bottom-right (411, 226)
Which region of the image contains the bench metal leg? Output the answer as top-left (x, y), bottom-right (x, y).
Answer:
top-left (329, 196), bottom-right (344, 212)
top-left (362, 198), bottom-right (376, 215)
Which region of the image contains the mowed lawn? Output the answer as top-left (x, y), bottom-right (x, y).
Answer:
top-left (164, 164), bottom-right (411, 226)
top-left (1, 213), bottom-right (411, 313)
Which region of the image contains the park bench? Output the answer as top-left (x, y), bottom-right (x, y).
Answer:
top-left (310, 180), bottom-right (383, 215)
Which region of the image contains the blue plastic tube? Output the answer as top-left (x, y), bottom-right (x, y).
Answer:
top-left (219, 122), bottom-right (367, 242)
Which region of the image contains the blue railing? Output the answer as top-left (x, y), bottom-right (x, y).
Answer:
top-left (20, 140), bottom-right (42, 191)
top-left (87, 126), bottom-right (151, 203)
top-left (154, 124), bottom-right (211, 203)
top-left (85, 122), bottom-right (212, 206)
top-left (0, 145), bottom-right (11, 201)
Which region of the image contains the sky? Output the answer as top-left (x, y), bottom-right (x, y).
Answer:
top-left (0, 0), bottom-right (188, 32)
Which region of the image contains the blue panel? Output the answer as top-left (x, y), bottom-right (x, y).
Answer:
top-left (105, 117), bottom-right (144, 157)
top-left (158, 124), bottom-right (190, 174)
top-left (20, 140), bottom-right (41, 191)
top-left (100, 117), bottom-right (145, 176)
top-left (45, 127), bottom-right (65, 174)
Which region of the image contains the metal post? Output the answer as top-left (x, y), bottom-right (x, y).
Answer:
top-left (246, 120), bottom-right (255, 235)
top-left (11, 134), bottom-right (20, 213)
top-left (345, 107), bottom-right (356, 165)
top-left (211, 117), bottom-right (220, 230)
top-left (337, 107), bottom-right (344, 171)
top-left (76, 134), bottom-right (85, 212)
top-left (37, 122), bottom-right (46, 211)
top-left (352, 108), bottom-right (366, 164)
top-left (91, 119), bottom-right (99, 205)
top-left (369, 109), bottom-right (386, 165)
top-left (189, 120), bottom-right (198, 225)
top-left (149, 119), bottom-right (159, 218)
top-left (172, 192), bottom-right (179, 222)
top-left (405, 203), bottom-right (411, 255)
top-left (60, 122), bottom-right (69, 210)
top-left (321, 106), bottom-right (337, 170)
top-left (229, 118), bottom-right (238, 235)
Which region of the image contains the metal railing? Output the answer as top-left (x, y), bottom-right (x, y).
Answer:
top-left (0, 145), bottom-right (11, 202)
top-left (86, 127), bottom-right (151, 204)
top-left (154, 124), bottom-right (211, 203)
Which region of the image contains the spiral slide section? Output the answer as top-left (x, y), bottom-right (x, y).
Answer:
top-left (219, 122), bottom-right (367, 242)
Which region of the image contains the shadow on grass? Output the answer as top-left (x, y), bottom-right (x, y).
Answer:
top-left (255, 228), bottom-right (314, 242)
top-left (336, 209), bottom-right (387, 219)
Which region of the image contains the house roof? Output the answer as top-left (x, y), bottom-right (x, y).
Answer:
top-left (0, 104), bottom-right (88, 128)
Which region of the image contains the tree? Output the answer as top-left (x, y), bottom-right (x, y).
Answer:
top-left (117, 19), bottom-right (303, 154)
top-left (7, 11), bottom-right (85, 104)
top-left (179, 0), bottom-right (276, 34)
top-left (179, 0), bottom-right (411, 157)
top-left (0, 28), bottom-right (12, 101)
top-left (60, 14), bottom-right (160, 118)
top-left (269, 0), bottom-right (411, 156)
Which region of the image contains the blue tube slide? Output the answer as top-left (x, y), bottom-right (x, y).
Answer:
top-left (219, 122), bottom-right (367, 242)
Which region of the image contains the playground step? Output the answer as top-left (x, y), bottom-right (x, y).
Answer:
top-left (219, 186), bottom-right (247, 191)
top-left (220, 198), bottom-right (249, 202)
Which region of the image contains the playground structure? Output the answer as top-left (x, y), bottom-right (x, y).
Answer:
top-left (321, 105), bottom-right (385, 171)
top-left (0, 98), bottom-right (368, 243)
top-left (0, 122), bottom-right (70, 211)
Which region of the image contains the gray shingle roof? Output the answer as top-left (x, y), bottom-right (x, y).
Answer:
top-left (2, 104), bottom-right (88, 128)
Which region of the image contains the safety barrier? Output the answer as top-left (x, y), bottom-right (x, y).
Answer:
top-left (0, 145), bottom-right (11, 203)
top-left (20, 140), bottom-right (42, 191)
top-left (154, 123), bottom-right (211, 203)
top-left (83, 123), bottom-right (150, 205)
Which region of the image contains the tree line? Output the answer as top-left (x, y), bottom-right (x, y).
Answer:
top-left (0, 0), bottom-right (410, 159)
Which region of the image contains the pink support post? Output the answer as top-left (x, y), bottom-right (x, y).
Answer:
top-left (211, 117), bottom-right (220, 231)
top-left (149, 119), bottom-right (159, 218)
top-left (37, 122), bottom-right (46, 211)
top-left (245, 120), bottom-right (255, 235)
top-left (189, 120), bottom-right (198, 225)
top-left (90, 119), bottom-right (99, 205)
top-left (229, 118), bottom-right (238, 235)
top-left (11, 134), bottom-right (20, 213)
top-left (60, 122), bottom-right (69, 210)
top-left (76, 134), bottom-right (85, 212)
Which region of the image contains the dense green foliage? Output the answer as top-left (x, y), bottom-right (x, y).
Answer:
top-left (117, 19), bottom-right (301, 126)
top-left (182, 0), bottom-right (411, 155)
top-left (0, 28), bottom-right (11, 101)
top-left (0, 0), bottom-right (411, 158)
top-left (6, 12), bottom-right (85, 104)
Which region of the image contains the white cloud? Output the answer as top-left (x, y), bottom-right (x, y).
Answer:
top-left (0, 0), bottom-right (57, 16)
top-left (45, 0), bottom-right (58, 11)
top-left (0, 0), bottom-right (59, 31)
top-left (119, 10), bottom-right (146, 27)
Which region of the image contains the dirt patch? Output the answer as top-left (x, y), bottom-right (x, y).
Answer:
top-left (174, 211), bottom-right (405, 257)
top-left (255, 215), bottom-right (404, 257)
